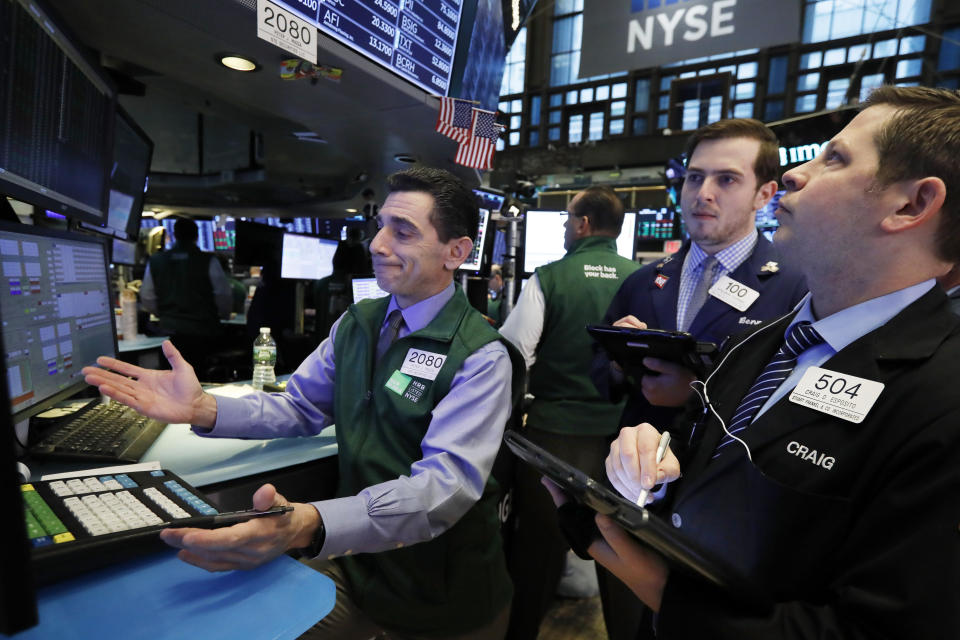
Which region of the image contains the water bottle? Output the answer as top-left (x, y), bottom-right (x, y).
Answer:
top-left (251, 327), bottom-right (277, 390)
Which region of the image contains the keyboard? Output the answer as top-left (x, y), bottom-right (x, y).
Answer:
top-left (24, 469), bottom-right (223, 585)
top-left (30, 401), bottom-right (167, 463)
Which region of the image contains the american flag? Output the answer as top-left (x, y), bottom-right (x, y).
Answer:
top-left (436, 97), bottom-right (473, 143)
top-left (455, 108), bottom-right (500, 170)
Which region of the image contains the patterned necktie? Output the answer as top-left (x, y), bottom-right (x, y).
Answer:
top-left (713, 321), bottom-right (825, 458)
top-left (375, 309), bottom-right (404, 362)
top-left (680, 256), bottom-right (719, 332)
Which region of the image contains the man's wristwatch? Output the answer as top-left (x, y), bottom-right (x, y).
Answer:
top-left (300, 516), bottom-right (326, 558)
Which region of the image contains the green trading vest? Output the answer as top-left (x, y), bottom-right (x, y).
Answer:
top-left (528, 235), bottom-right (640, 436)
top-left (147, 243), bottom-right (220, 336)
top-left (332, 286), bottom-right (523, 637)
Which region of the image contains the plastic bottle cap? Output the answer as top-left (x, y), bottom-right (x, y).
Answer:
top-left (259, 327), bottom-right (270, 333)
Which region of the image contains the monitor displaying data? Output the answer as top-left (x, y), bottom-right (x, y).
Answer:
top-left (111, 238), bottom-right (136, 266)
top-left (756, 190), bottom-right (783, 237)
top-left (522, 210), bottom-right (636, 274)
top-left (195, 220), bottom-right (216, 253)
top-left (213, 216), bottom-right (236, 252)
top-left (274, 0), bottom-right (464, 96)
top-left (636, 208), bottom-right (675, 239)
top-left (0, 223), bottom-right (116, 423)
top-left (458, 207), bottom-right (492, 273)
top-left (473, 188), bottom-right (505, 212)
top-left (280, 234), bottom-right (338, 280)
top-left (351, 277), bottom-right (390, 302)
top-left (103, 106), bottom-right (153, 240)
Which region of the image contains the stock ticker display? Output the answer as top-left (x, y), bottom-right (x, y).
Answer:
top-left (275, 0), bottom-right (463, 95)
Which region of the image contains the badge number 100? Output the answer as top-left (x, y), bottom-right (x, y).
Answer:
top-left (257, 0), bottom-right (317, 64)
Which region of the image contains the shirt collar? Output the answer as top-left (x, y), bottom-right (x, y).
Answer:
top-left (688, 229), bottom-right (758, 273)
top-left (788, 279), bottom-right (936, 353)
top-left (384, 281), bottom-right (455, 334)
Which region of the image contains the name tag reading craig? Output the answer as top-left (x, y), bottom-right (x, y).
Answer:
top-left (709, 275), bottom-right (759, 312)
top-left (400, 348), bottom-right (447, 381)
top-left (789, 366), bottom-right (884, 424)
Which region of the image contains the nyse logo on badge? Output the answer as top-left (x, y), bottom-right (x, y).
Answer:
top-left (654, 274), bottom-right (669, 289)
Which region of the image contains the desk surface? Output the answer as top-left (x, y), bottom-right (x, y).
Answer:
top-left (18, 551), bottom-right (335, 639)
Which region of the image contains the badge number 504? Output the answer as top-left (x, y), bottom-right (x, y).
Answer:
top-left (257, 0), bottom-right (317, 64)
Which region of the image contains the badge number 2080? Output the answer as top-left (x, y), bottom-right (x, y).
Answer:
top-left (257, 0), bottom-right (317, 64)
top-left (400, 348), bottom-right (446, 381)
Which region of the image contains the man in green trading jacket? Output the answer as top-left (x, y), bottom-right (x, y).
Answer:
top-left (499, 186), bottom-right (640, 639)
top-left (84, 168), bottom-right (525, 639)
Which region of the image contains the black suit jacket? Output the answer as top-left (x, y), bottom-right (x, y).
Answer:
top-left (655, 287), bottom-right (960, 639)
top-left (592, 237), bottom-right (807, 429)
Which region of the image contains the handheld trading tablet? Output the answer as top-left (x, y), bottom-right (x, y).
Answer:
top-left (23, 469), bottom-right (291, 585)
top-left (503, 430), bottom-right (757, 600)
top-left (587, 324), bottom-right (717, 375)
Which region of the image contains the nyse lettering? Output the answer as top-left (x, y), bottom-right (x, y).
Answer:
top-left (627, 0), bottom-right (736, 53)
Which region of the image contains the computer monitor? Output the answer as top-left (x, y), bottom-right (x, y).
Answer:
top-left (0, 325), bottom-right (38, 634)
top-left (473, 188), bottom-right (506, 212)
top-left (280, 234), bottom-right (338, 280)
top-left (351, 277), bottom-right (390, 302)
top-left (522, 210), bottom-right (637, 274)
top-left (457, 207), bottom-right (496, 276)
top-left (195, 220), bottom-right (215, 253)
top-left (111, 237), bottom-right (137, 266)
top-left (636, 208), bottom-right (676, 239)
top-left (756, 189), bottom-right (783, 238)
top-left (103, 106), bottom-right (153, 240)
top-left (0, 0), bottom-right (115, 226)
top-left (0, 222), bottom-right (117, 425)
top-left (213, 216), bottom-right (236, 252)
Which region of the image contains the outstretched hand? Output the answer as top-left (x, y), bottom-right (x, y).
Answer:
top-left (81, 340), bottom-right (214, 426)
top-left (159, 484), bottom-right (321, 572)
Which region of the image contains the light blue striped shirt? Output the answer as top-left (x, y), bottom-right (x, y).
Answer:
top-left (676, 230), bottom-right (759, 331)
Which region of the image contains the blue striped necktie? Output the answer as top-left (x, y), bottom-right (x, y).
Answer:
top-left (713, 321), bottom-right (825, 458)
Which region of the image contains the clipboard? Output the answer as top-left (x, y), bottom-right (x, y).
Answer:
top-left (587, 324), bottom-right (716, 375)
top-left (503, 430), bottom-right (758, 600)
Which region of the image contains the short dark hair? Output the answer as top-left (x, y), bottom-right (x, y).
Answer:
top-left (172, 218), bottom-right (198, 244)
top-left (386, 168), bottom-right (479, 243)
top-left (862, 85), bottom-right (960, 263)
top-left (569, 186), bottom-right (624, 235)
top-left (684, 118), bottom-right (780, 186)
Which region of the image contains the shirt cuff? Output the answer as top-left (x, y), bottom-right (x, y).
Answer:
top-left (191, 396), bottom-right (248, 437)
top-left (310, 495), bottom-right (383, 558)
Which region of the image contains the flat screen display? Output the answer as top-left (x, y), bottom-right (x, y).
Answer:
top-left (351, 277), bottom-right (390, 302)
top-left (0, 0), bottom-right (114, 225)
top-left (280, 234), bottom-right (338, 280)
top-left (103, 107), bottom-right (153, 240)
top-left (274, 0), bottom-right (464, 96)
top-left (0, 222), bottom-right (116, 423)
top-left (522, 210), bottom-right (636, 274)
top-left (473, 188), bottom-right (505, 212)
top-left (196, 220), bottom-right (215, 253)
top-left (111, 238), bottom-right (136, 265)
top-left (756, 190), bottom-right (783, 235)
top-left (636, 208), bottom-right (675, 239)
top-left (458, 207), bottom-right (491, 273)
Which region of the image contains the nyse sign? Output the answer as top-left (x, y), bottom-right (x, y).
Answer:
top-left (581, 0), bottom-right (800, 77)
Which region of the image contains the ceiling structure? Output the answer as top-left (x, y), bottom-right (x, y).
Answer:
top-left (50, 0), bottom-right (478, 218)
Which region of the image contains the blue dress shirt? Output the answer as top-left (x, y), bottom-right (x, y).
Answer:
top-left (200, 282), bottom-right (513, 557)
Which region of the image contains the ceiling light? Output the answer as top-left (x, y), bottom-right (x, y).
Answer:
top-left (219, 54), bottom-right (258, 72)
top-left (393, 153), bottom-right (417, 164)
top-left (346, 208), bottom-right (358, 213)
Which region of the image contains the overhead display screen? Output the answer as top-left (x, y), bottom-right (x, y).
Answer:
top-left (274, 0), bottom-right (463, 95)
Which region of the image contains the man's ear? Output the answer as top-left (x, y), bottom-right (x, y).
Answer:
top-left (753, 180), bottom-right (779, 210)
top-left (445, 236), bottom-right (474, 271)
top-left (880, 176), bottom-right (946, 233)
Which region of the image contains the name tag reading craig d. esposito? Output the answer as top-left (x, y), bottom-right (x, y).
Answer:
top-left (789, 366), bottom-right (884, 423)
top-left (400, 348), bottom-right (447, 381)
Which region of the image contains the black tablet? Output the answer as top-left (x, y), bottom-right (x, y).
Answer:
top-left (503, 430), bottom-right (757, 600)
top-left (587, 324), bottom-right (716, 375)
